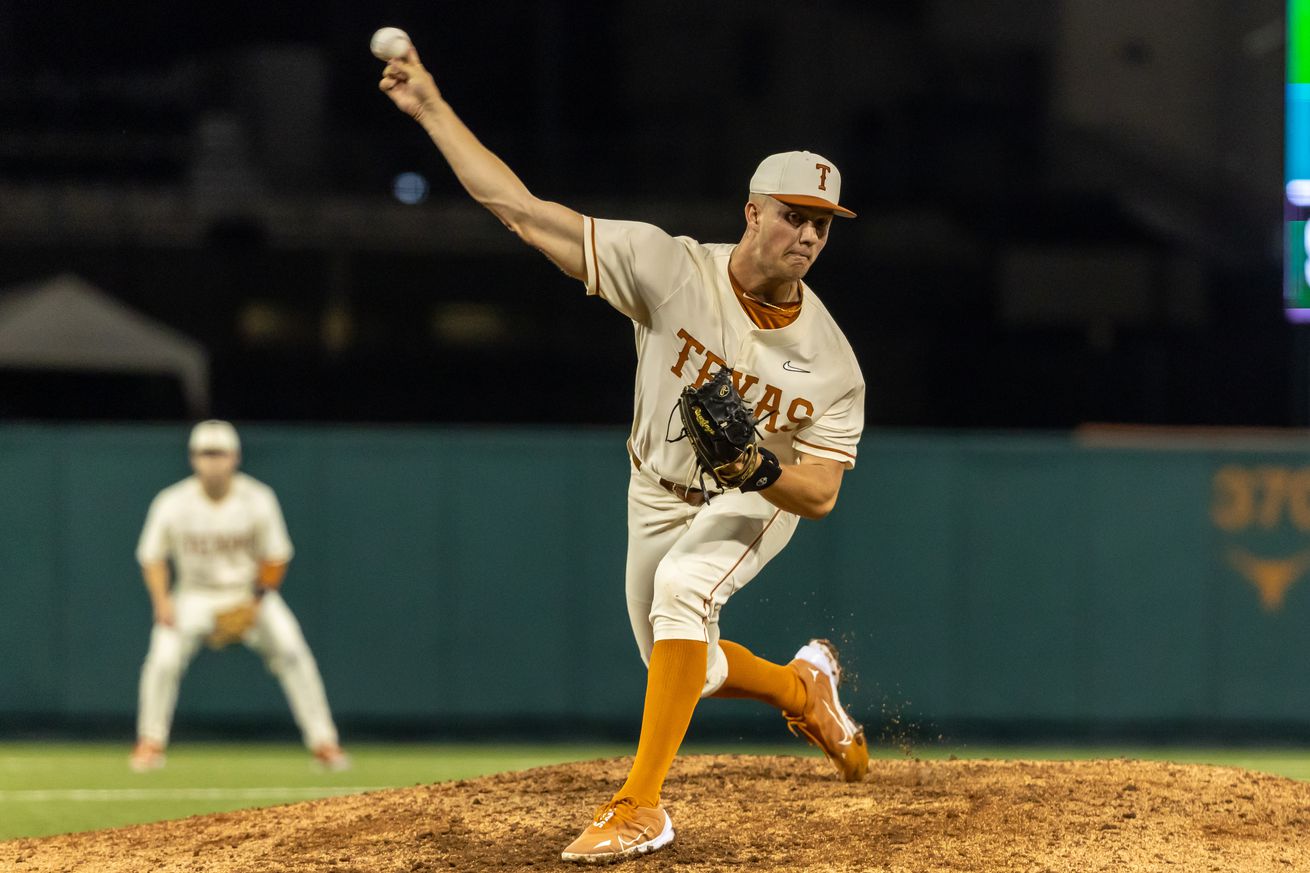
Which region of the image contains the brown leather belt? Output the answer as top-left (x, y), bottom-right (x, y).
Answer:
top-left (628, 443), bottom-right (706, 507)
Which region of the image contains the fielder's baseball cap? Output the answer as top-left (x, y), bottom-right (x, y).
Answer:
top-left (189, 420), bottom-right (241, 454)
top-left (749, 150), bottom-right (855, 218)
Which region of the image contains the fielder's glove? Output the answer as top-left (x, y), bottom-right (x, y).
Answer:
top-left (674, 366), bottom-right (782, 494)
top-left (207, 600), bottom-right (258, 649)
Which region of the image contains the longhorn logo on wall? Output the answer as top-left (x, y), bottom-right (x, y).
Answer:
top-left (1212, 465), bottom-right (1310, 611)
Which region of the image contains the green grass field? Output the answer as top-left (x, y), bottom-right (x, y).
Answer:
top-left (2, 741), bottom-right (1308, 842)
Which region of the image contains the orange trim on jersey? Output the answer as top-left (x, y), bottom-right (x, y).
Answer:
top-left (702, 509), bottom-right (783, 624)
top-left (727, 266), bottom-right (802, 330)
top-left (589, 217), bottom-right (602, 298)
top-left (794, 437), bottom-right (856, 461)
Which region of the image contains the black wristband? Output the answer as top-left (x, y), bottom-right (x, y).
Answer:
top-left (740, 448), bottom-right (782, 492)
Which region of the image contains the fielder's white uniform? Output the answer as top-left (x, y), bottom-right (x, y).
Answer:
top-left (582, 217), bottom-right (865, 697)
top-left (135, 473), bottom-right (340, 750)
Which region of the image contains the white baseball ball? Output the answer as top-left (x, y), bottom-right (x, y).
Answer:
top-left (370, 27), bottom-right (411, 61)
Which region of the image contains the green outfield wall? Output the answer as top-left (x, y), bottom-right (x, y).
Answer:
top-left (3, 425), bottom-right (1310, 738)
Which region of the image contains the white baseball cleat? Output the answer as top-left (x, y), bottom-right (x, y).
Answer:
top-left (784, 638), bottom-right (869, 782)
top-left (129, 739), bottom-right (166, 773)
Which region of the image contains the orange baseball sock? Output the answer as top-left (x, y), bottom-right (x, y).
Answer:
top-left (711, 639), bottom-right (807, 714)
top-left (614, 638), bottom-right (708, 809)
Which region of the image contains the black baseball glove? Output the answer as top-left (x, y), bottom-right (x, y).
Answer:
top-left (674, 366), bottom-right (782, 493)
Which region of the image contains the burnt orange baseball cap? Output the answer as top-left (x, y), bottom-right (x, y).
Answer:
top-left (749, 150), bottom-right (855, 218)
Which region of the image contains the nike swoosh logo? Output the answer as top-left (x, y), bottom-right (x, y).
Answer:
top-left (617, 827), bottom-right (652, 851)
top-left (823, 699), bottom-right (855, 747)
top-left (782, 361), bottom-right (810, 373)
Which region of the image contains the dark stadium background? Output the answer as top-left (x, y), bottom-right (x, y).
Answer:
top-left (0, 0), bottom-right (1291, 427)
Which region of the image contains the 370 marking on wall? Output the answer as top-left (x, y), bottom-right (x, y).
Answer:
top-left (1212, 465), bottom-right (1310, 531)
top-left (1211, 465), bottom-right (1310, 611)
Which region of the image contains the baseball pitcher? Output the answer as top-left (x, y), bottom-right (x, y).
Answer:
top-left (380, 43), bottom-right (868, 863)
top-left (129, 421), bottom-right (348, 772)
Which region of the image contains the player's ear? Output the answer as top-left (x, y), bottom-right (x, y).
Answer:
top-left (744, 198), bottom-right (761, 232)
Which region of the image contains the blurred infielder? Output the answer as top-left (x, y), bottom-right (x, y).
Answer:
top-left (129, 421), bottom-right (348, 772)
top-left (380, 42), bottom-right (868, 863)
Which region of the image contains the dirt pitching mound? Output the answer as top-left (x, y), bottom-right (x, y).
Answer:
top-left (4, 755), bottom-right (1309, 872)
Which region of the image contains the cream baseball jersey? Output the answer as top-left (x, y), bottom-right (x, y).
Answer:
top-left (136, 473), bottom-right (294, 591)
top-left (581, 217), bottom-right (864, 485)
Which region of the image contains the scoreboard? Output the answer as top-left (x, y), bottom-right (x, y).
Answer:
top-left (1287, 0), bottom-right (1310, 319)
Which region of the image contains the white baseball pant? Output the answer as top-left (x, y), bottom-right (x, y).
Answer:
top-left (624, 465), bottom-right (800, 697)
top-left (136, 589), bottom-right (339, 750)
